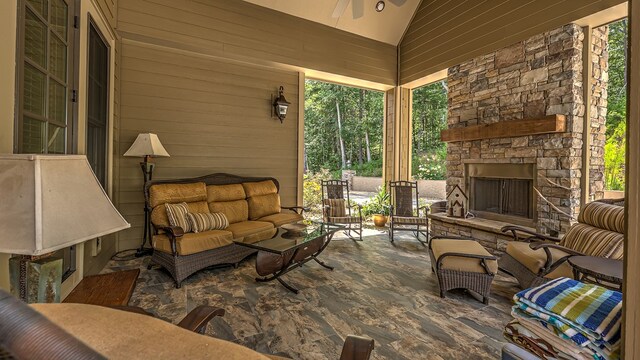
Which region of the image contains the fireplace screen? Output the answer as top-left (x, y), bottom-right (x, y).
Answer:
top-left (471, 177), bottom-right (533, 219)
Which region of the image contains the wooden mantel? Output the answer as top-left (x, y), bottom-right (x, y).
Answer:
top-left (440, 115), bottom-right (566, 142)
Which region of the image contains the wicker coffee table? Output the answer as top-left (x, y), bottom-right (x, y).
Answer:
top-left (234, 222), bottom-right (344, 293)
top-left (568, 256), bottom-right (623, 291)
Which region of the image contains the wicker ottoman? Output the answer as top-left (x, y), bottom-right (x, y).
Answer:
top-left (429, 237), bottom-right (498, 304)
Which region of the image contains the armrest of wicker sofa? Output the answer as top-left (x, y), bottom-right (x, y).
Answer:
top-left (501, 225), bottom-right (561, 243)
top-left (282, 206), bottom-right (309, 215)
top-left (339, 335), bottom-right (375, 360)
top-left (528, 241), bottom-right (584, 275)
top-left (159, 226), bottom-right (184, 255)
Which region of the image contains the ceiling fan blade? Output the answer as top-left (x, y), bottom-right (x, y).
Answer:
top-left (388, 0), bottom-right (407, 6)
top-left (332, 0), bottom-right (350, 18)
top-left (352, 0), bottom-right (364, 19)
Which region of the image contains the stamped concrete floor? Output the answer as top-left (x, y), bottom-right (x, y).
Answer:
top-left (103, 229), bottom-right (519, 359)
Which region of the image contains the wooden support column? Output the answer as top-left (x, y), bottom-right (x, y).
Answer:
top-left (581, 25), bottom-right (593, 207)
top-left (624, 1), bottom-right (640, 358)
top-left (383, 87), bottom-right (412, 185)
top-left (382, 87), bottom-right (395, 186)
top-left (297, 72), bottom-right (305, 206)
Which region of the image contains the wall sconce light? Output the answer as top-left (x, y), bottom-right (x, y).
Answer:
top-left (272, 86), bottom-right (291, 123)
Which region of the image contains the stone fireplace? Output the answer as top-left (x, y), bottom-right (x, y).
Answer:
top-left (429, 24), bottom-right (608, 253)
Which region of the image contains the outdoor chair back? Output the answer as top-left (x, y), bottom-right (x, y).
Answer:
top-left (387, 181), bottom-right (429, 245)
top-left (389, 181), bottom-right (419, 217)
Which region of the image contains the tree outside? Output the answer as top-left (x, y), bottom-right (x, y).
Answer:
top-left (411, 80), bottom-right (448, 181)
top-left (604, 19), bottom-right (627, 191)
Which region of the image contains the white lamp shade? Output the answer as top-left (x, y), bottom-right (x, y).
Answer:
top-left (123, 133), bottom-right (170, 158)
top-left (0, 155), bottom-right (130, 255)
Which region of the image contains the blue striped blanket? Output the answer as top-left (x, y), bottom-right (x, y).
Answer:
top-left (513, 277), bottom-right (622, 357)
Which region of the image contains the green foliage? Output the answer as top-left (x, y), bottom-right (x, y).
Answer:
top-left (304, 80), bottom-right (384, 174)
top-left (605, 19), bottom-right (628, 190)
top-left (604, 121), bottom-right (626, 191)
top-left (303, 170), bottom-right (332, 220)
top-left (606, 19), bottom-right (627, 139)
top-left (361, 186), bottom-right (390, 217)
top-left (413, 148), bottom-right (447, 180)
top-left (411, 81), bottom-right (448, 180)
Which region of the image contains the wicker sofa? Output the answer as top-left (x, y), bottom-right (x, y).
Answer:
top-left (144, 173), bottom-right (305, 287)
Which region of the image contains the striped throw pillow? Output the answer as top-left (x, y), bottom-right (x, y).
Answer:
top-left (323, 199), bottom-right (346, 217)
top-left (187, 212), bottom-right (229, 233)
top-left (165, 202), bottom-right (192, 233)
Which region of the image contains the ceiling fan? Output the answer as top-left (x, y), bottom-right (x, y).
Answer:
top-left (332, 0), bottom-right (408, 20)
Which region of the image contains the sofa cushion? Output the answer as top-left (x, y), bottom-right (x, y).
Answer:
top-left (226, 221), bottom-right (275, 244)
top-left (431, 239), bottom-right (498, 274)
top-left (248, 193), bottom-right (281, 220)
top-left (149, 182), bottom-right (207, 208)
top-left (153, 230), bottom-right (233, 255)
top-left (207, 184), bottom-right (246, 202)
top-left (506, 241), bottom-right (573, 279)
top-left (209, 200), bottom-right (249, 224)
top-left (243, 180), bottom-right (278, 197)
top-left (578, 201), bottom-right (624, 233)
top-left (165, 202), bottom-right (192, 233)
top-left (258, 212), bottom-right (303, 227)
top-left (560, 223), bottom-right (624, 259)
top-left (186, 212), bottom-right (229, 233)
top-left (151, 201), bottom-right (209, 228)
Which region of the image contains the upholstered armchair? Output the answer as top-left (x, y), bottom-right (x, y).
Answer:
top-left (499, 200), bottom-right (624, 289)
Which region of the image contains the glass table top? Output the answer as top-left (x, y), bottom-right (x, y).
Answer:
top-left (233, 221), bottom-right (345, 254)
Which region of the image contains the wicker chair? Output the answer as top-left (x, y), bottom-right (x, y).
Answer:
top-left (499, 200), bottom-right (625, 289)
top-left (321, 180), bottom-right (363, 241)
top-left (388, 181), bottom-right (429, 245)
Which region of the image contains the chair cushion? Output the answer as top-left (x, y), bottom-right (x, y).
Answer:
top-left (431, 239), bottom-right (498, 274)
top-left (149, 182), bottom-right (207, 208)
top-left (506, 241), bottom-right (573, 279)
top-left (329, 216), bottom-right (361, 224)
top-left (153, 230), bottom-right (233, 255)
top-left (259, 212), bottom-right (303, 227)
top-left (209, 200), bottom-right (249, 224)
top-left (165, 202), bottom-right (193, 233)
top-left (243, 180), bottom-right (278, 197)
top-left (226, 221), bottom-right (275, 244)
top-left (393, 216), bottom-right (427, 225)
top-left (151, 201), bottom-right (209, 228)
top-left (578, 201), bottom-right (624, 233)
top-left (560, 223), bottom-right (624, 259)
top-left (323, 199), bottom-right (346, 217)
top-left (187, 212), bottom-right (229, 233)
top-left (248, 193), bottom-right (281, 220)
top-left (207, 184), bottom-right (246, 202)
top-left (32, 303), bottom-right (271, 360)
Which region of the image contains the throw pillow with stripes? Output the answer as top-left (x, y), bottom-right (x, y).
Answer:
top-left (187, 212), bottom-right (229, 233)
top-left (165, 202), bottom-right (192, 233)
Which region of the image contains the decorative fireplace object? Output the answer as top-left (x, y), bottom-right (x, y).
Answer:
top-left (446, 185), bottom-right (468, 218)
top-left (466, 163), bottom-right (536, 227)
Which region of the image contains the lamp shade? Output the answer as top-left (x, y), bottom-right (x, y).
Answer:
top-left (123, 133), bottom-right (170, 158)
top-left (0, 155), bottom-right (130, 255)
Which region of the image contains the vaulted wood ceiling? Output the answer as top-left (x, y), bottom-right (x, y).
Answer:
top-left (242, 0), bottom-right (421, 45)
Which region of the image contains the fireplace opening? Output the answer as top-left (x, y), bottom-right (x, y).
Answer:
top-left (466, 163), bottom-right (536, 226)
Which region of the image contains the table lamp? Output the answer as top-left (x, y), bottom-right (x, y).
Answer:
top-left (123, 133), bottom-right (170, 257)
top-left (0, 155), bottom-right (130, 303)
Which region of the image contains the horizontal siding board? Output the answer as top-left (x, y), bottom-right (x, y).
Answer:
top-left (399, 0), bottom-right (626, 84)
top-left (117, 0), bottom-right (396, 85)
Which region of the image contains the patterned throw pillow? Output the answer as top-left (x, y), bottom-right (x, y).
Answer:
top-left (187, 212), bottom-right (229, 233)
top-left (165, 202), bottom-right (192, 233)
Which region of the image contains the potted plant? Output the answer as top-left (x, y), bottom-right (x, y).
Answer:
top-left (363, 186), bottom-right (390, 227)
